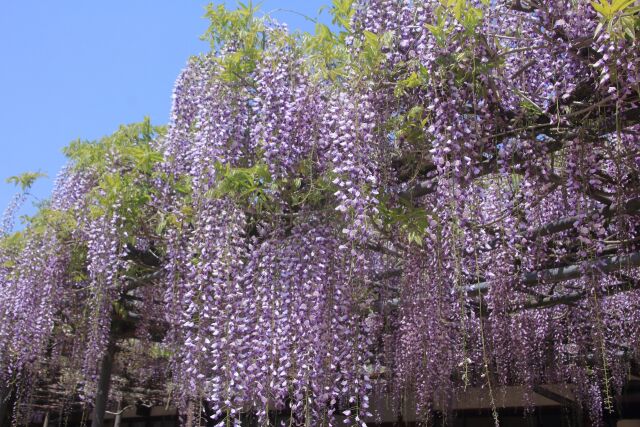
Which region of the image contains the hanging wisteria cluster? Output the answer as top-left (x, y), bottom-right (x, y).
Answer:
top-left (1, 0), bottom-right (640, 425)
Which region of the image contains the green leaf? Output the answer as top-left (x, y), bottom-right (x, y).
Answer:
top-left (6, 171), bottom-right (47, 191)
top-left (330, 0), bottom-right (355, 31)
top-left (612, 0), bottom-right (636, 13)
top-left (592, 0), bottom-right (639, 39)
top-left (592, 0), bottom-right (610, 17)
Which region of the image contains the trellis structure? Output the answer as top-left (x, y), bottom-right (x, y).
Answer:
top-left (1, 0), bottom-right (640, 426)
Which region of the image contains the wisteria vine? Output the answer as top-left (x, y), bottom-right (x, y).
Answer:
top-left (1, 0), bottom-right (640, 426)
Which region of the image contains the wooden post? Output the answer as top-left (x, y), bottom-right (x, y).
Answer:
top-left (0, 392), bottom-right (8, 427)
top-left (0, 386), bottom-right (15, 426)
top-left (113, 400), bottom-right (123, 427)
top-left (185, 400), bottom-right (195, 427)
top-left (42, 411), bottom-right (49, 427)
top-left (90, 339), bottom-right (117, 427)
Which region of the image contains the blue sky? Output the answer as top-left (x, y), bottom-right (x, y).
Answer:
top-left (0, 1), bottom-right (330, 225)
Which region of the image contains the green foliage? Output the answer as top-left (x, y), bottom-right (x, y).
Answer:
top-left (328, 28), bottom-right (393, 81)
top-left (425, 18), bottom-right (450, 48)
top-left (0, 231), bottom-right (25, 268)
top-left (426, 0), bottom-right (484, 44)
top-left (1, 207), bottom-right (82, 275)
top-left (6, 171), bottom-right (46, 192)
top-left (68, 244), bottom-right (89, 283)
top-left (518, 92), bottom-right (544, 122)
top-left (303, 0), bottom-right (359, 81)
top-left (327, 0), bottom-right (355, 32)
top-left (360, 30), bottom-right (393, 71)
top-left (64, 117), bottom-right (163, 173)
top-left (199, 0), bottom-right (391, 85)
top-left (592, 0), bottom-right (640, 39)
top-left (204, 2), bottom-right (262, 48)
top-left (378, 200), bottom-right (433, 246)
top-left (394, 66), bottom-right (430, 97)
top-left (149, 342), bottom-right (173, 359)
top-left (420, 0), bottom-right (499, 91)
top-left (22, 205), bottom-right (77, 236)
top-left (394, 105), bottom-right (430, 150)
top-left (64, 118), bottom-right (164, 229)
top-left (203, 2), bottom-right (266, 82)
top-left (1, 119), bottom-right (168, 289)
top-left (208, 162), bottom-right (274, 211)
top-left (288, 164), bottom-right (338, 212)
top-left (304, 22), bottom-right (349, 81)
top-left (205, 158), bottom-right (340, 221)
top-left (112, 300), bottom-right (129, 319)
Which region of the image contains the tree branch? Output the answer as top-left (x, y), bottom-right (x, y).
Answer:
top-left (530, 196), bottom-right (640, 239)
top-left (466, 251), bottom-right (640, 295)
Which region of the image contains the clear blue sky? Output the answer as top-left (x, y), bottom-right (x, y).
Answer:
top-left (0, 1), bottom-right (330, 225)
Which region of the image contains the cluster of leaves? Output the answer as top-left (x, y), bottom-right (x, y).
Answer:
top-left (378, 199), bottom-right (434, 246)
top-left (209, 160), bottom-right (339, 222)
top-left (203, 1), bottom-right (266, 82)
top-left (208, 162), bottom-right (274, 211)
top-left (427, 0), bottom-right (486, 39)
top-left (592, 0), bottom-right (640, 39)
top-left (3, 120), bottom-right (168, 296)
top-left (305, 21), bottom-right (349, 81)
top-left (63, 118), bottom-right (165, 237)
top-left (5, 171), bottom-right (47, 192)
top-left (394, 64), bottom-right (430, 97)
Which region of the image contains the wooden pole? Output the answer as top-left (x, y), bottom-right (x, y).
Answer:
top-left (113, 400), bottom-right (122, 427)
top-left (0, 392), bottom-right (8, 427)
top-left (42, 411), bottom-right (49, 427)
top-left (0, 386), bottom-right (15, 426)
top-left (90, 339), bottom-right (117, 427)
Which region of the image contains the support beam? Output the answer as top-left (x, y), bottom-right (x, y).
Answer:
top-left (376, 251), bottom-right (640, 298)
top-left (123, 270), bottom-right (163, 293)
top-left (532, 385), bottom-right (585, 426)
top-left (374, 268), bottom-right (403, 282)
top-left (401, 154), bottom-right (614, 204)
top-left (124, 244), bottom-right (161, 267)
top-left (383, 276), bottom-right (640, 317)
top-left (373, 195), bottom-right (640, 289)
top-left (521, 278), bottom-right (640, 310)
top-left (91, 338), bottom-right (117, 427)
top-left (466, 251), bottom-right (640, 295)
top-left (530, 196), bottom-right (640, 238)
top-left (400, 104), bottom-right (640, 202)
top-left (532, 386), bottom-right (576, 408)
top-left (547, 172), bottom-right (612, 205)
